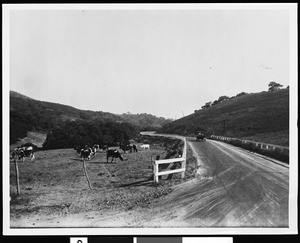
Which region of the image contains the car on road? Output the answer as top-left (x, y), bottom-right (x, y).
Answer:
top-left (196, 132), bottom-right (206, 141)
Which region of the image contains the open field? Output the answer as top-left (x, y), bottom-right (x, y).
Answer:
top-left (10, 140), bottom-right (195, 227)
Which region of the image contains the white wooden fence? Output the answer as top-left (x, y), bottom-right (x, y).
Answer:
top-left (141, 132), bottom-right (187, 183)
top-left (210, 135), bottom-right (289, 163)
top-left (210, 135), bottom-right (289, 154)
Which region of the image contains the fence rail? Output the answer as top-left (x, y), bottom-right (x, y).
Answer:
top-left (141, 132), bottom-right (187, 183)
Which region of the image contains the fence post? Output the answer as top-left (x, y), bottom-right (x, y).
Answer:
top-left (154, 161), bottom-right (159, 184)
top-left (14, 159), bottom-right (20, 195)
top-left (181, 161), bottom-right (186, 179)
top-left (82, 158), bottom-right (92, 190)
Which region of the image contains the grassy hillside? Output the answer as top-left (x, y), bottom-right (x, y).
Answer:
top-left (119, 113), bottom-right (173, 130)
top-left (10, 91), bottom-right (123, 144)
top-left (10, 91), bottom-right (172, 145)
top-left (158, 89), bottom-right (289, 145)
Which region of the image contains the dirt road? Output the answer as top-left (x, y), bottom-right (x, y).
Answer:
top-left (135, 138), bottom-right (289, 227)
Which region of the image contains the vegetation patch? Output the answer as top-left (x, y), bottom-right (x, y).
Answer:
top-left (43, 120), bottom-right (139, 150)
top-left (137, 135), bottom-right (184, 160)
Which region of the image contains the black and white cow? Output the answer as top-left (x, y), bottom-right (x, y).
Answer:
top-left (120, 144), bottom-right (132, 154)
top-left (80, 146), bottom-right (93, 160)
top-left (132, 144), bottom-right (138, 153)
top-left (92, 147), bottom-right (97, 156)
top-left (93, 144), bottom-right (100, 152)
top-left (11, 146), bottom-right (35, 162)
top-left (106, 149), bottom-right (124, 163)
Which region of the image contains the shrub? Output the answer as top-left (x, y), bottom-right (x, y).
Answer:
top-left (43, 120), bottom-right (139, 150)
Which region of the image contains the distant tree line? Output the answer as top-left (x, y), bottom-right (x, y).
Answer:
top-left (43, 120), bottom-right (139, 150)
top-left (195, 92), bottom-right (249, 113)
top-left (119, 112), bottom-right (172, 130)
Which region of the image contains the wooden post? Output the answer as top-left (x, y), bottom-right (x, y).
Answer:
top-left (14, 159), bottom-right (20, 195)
top-left (82, 159), bottom-right (92, 190)
top-left (181, 161), bottom-right (185, 179)
top-left (154, 161), bottom-right (159, 184)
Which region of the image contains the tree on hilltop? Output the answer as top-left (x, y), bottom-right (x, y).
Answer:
top-left (218, 95), bottom-right (229, 103)
top-left (268, 81), bottom-right (283, 92)
top-left (201, 101), bottom-right (212, 109)
top-left (236, 92), bottom-right (248, 97)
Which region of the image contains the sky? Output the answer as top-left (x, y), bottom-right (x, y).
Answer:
top-left (9, 6), bottom-right (291, 119)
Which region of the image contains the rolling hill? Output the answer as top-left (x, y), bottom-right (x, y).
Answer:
top-left (10, 91), bottom-right (123, 144)
top-left (158, 89), bottom-right (289, 146)
top-left (119, 112), bottom-right (173, 130)
top-left (9, 91), bottom-right (172, 145)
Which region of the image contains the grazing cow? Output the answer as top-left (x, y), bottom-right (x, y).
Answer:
top-left (106, 149), bottom-right (124, 163)
top-left (141, 144), bottom-right (150, 150)
top-left (120, 144), bottom-right (132, 154)
top-left (91, 146), bottom-right (97, 156)
top-left (132, 144), bottom-right (138, 153)
top-left (80, 145), bottom-right (93, 160)
top-left (11, 146), bottom-right (35, 162)
top-left (93, 144), bottom-right (100, 152)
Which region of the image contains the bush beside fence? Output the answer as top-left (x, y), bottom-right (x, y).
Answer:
top-left (141, 132), bottom-right (187, 183)
top-left (210, 135), bottom-right (289, 164)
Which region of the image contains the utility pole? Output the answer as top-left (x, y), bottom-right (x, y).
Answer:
top-left (182, 111), bottom-right (184, 117)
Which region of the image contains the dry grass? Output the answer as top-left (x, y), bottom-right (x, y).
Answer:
top-left (10, 145), bottom-right (191, 222)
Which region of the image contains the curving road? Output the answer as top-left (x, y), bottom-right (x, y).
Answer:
top-left (142, 138), bottom-right (289, 227)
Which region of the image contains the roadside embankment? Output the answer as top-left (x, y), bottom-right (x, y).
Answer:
top-left (210, 135), bottom-right (289, 163)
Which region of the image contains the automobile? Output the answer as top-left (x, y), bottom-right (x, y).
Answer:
top-left (196, 132), bottom-right (206, 141)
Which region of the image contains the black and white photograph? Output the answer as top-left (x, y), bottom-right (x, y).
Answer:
top-left (2, 4), bottom-right (298, 235)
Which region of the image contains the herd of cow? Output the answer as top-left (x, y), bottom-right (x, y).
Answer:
top-left (10, 143), bottom-right (151, 163)
top-left (74, 143), bottom-right (150, 163)
top-left (10, 146), bottom-right (35, 162)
